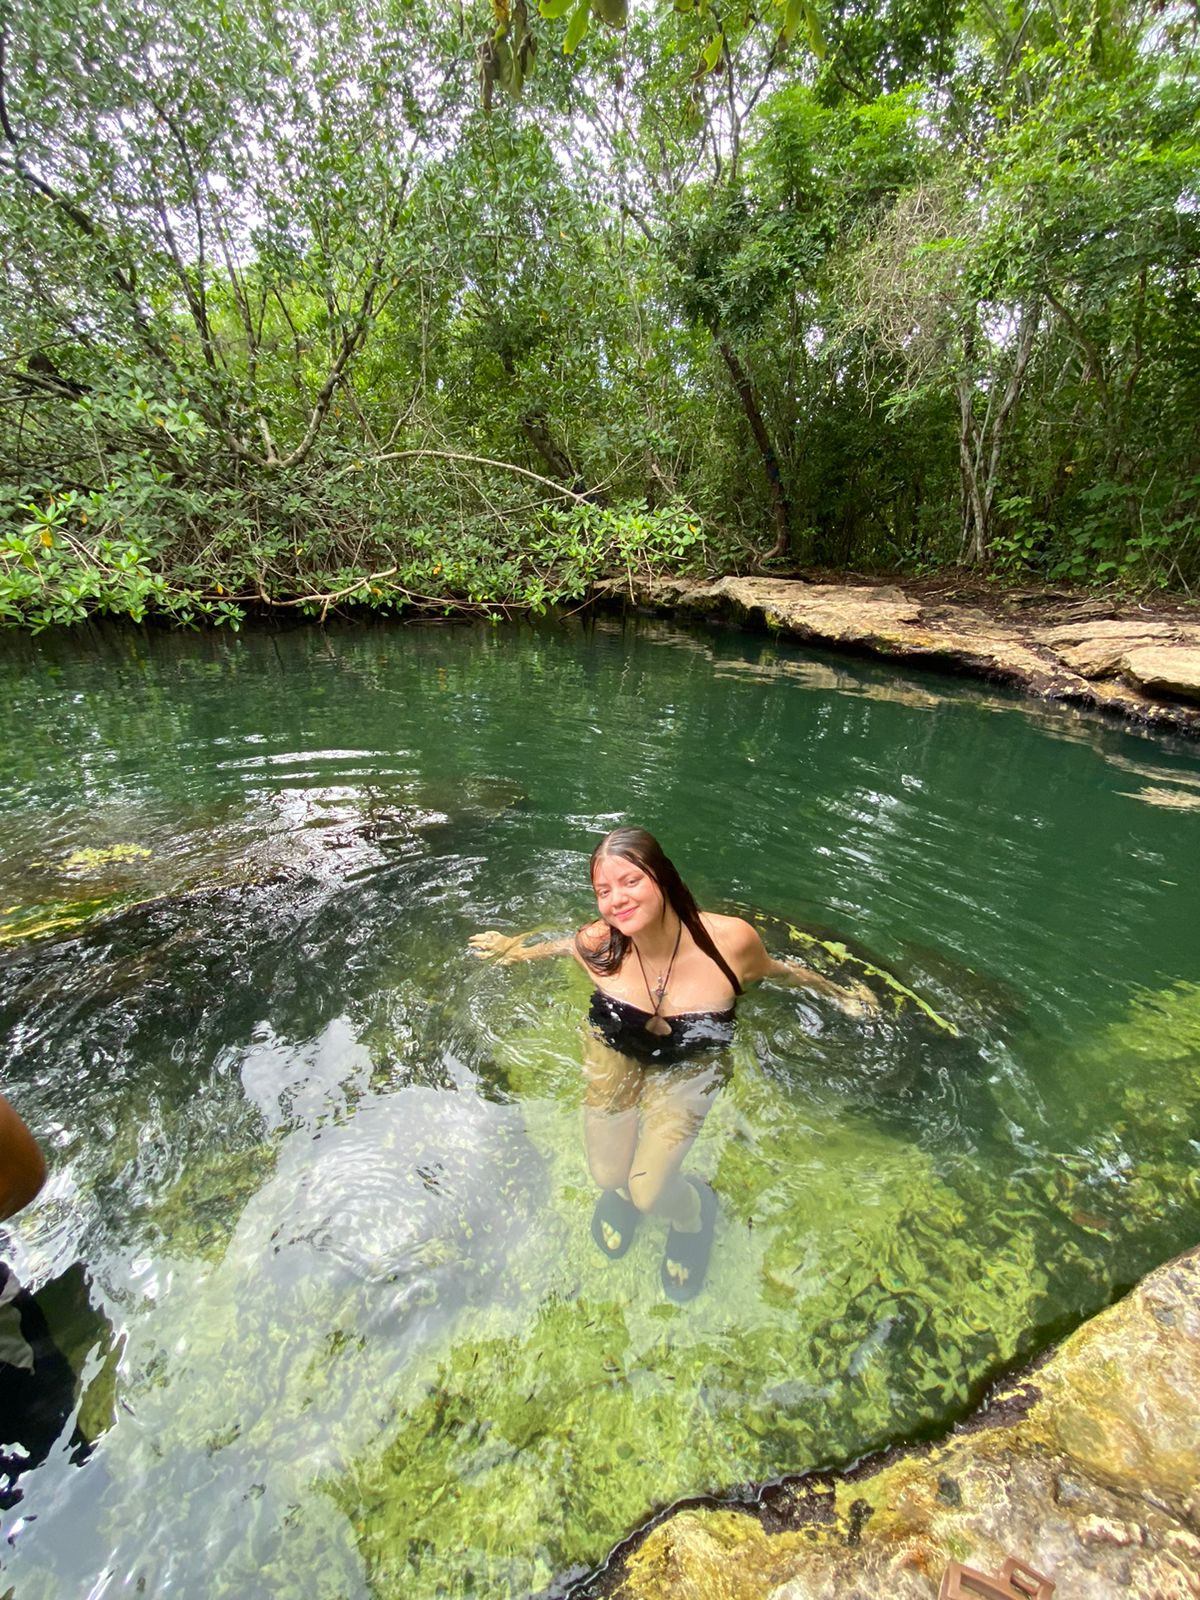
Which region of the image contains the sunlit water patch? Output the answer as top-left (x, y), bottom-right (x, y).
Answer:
top-left (1, 619), bottom-right (1198, 1598)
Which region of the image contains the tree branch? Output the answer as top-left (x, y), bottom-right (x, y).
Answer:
top-left (332, 449), bottom-right (590, 501)
top-left (151, 101), bottom-right (219, 370)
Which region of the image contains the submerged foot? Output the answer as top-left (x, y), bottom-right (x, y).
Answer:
top-left (661, 1178), bottom-right (718, 1303)
top-left (591, 1187), bottom-right (640, 1259)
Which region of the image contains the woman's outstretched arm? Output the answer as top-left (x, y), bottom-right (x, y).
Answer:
top-left (468, 929), bottom-right (577, 965)
top-left (0, 1093), bottom-right (47, 1221)
top-left (759, 955), bottom-right (878, 1016)
top-left (711, 916), bottom-right (879, 1017)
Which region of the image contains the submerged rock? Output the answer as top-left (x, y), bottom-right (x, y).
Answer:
top-left (0, 770), bottom-right (526, 948)
top-left (602, 1244), bottom-right (1200, 1600)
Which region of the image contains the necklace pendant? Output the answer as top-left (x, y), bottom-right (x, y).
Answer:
top-left (645, 1014), bottom-right (673, 1037)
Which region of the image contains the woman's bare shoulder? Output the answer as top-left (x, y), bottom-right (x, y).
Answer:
top-left (700, 913), bottom-right (771, 982)
top-left (700, 912), bottom-right (761, 951)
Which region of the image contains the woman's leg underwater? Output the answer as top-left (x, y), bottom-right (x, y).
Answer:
top-left (581, 1035), bottom-right (648, 1256)
top-left (625, 1061), bottom-right (724, 1230)
top-left (581, 1034), bottom-right (644, 1191)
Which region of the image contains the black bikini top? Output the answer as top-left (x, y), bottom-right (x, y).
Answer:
top-left (588, 989), bottom-right (736, 1066)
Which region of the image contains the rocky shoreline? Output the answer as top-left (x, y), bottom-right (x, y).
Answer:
top-left (598, 576), bottom-right (1200, 737)
top-left (585, 1245), bottom-right (1200, 1600)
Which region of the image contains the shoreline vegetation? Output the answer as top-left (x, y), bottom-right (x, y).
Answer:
top-left (3, 1), bottom-right (1198, 633)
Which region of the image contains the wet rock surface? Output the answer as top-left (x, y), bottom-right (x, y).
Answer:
top-left (593, 1245), bottom-right (1200, 1600)
top-left (600, 576), bottom-right (1200, 735)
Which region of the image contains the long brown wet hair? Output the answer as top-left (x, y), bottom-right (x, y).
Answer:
top-left (576, 827), bottom-right (743, 995)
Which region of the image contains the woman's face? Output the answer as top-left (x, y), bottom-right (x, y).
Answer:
top-left (591, 853), bottom-right (665, 938)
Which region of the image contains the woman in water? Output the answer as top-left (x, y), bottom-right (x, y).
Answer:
top-left (470, 827), bottom-right (874, 1302)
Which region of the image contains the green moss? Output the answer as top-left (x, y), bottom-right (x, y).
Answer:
top-left (149, 1141), bottom-right (280, 1261)
top-left (1109, 979), bottom-right (1200, 1070)
top-left (773, 916), bottom-right (959, 1034)
top-left (1041, 981), bottom-right (1200, 1240)
top-left (0, 893), bottom-right (124, 942)
top-left (60, 842), bottom-right (154, 871)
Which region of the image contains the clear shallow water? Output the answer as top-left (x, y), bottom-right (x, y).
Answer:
top-left (1, 617), bottom-right (1198, 1598)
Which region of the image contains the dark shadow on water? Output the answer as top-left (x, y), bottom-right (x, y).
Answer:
top-left (0, 1259), bottom-right (116, 1511)
top-left (750, 993), bottom-right (1011, 1162)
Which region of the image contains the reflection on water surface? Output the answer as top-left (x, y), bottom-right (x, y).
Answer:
top-left (1, 618), bottom-right (1198, 1598)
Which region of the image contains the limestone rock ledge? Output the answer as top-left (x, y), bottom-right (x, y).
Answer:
top-left (602, 1246), bottom-right (1200, 1600)
top-left (596, 577), bottom-right (1200, 736)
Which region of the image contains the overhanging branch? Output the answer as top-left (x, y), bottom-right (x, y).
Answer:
top-left (331, 449), bottom-right (591, 502)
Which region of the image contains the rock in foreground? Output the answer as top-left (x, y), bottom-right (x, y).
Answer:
top-left (603, 1245), bottom-right (1200, 1600)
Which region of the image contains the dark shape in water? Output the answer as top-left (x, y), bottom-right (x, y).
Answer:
top-left (0, 1259), bottom-right (115, 1509)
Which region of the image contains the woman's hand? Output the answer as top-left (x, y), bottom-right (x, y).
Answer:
top-left (468, 930), bottom-right (530, 964)
top-left (828, 980), bottom-right (881, 1019)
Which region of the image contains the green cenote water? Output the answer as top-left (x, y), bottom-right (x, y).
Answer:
top-left (2, 617), bottom-right (1199, 1598)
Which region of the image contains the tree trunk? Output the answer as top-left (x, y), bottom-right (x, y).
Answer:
top-left (715, 336), bottom-right (792, 560)
top-left (957, 302), bottom-right (1040, 565)
top-left (957, 374), bottom-right (988, 564)
top-left (520, 410), bottom-right (575, 483)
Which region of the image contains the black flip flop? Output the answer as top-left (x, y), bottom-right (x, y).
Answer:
top-left (591, 1188), bottom-right (640, 1259)
top-left (661, 1178), bottom-right (718, 1302)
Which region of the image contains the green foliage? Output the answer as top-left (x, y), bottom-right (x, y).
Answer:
top-left (839, 5), bottom-right (1200, 574)
top-left (1, 0), bottom-right (1198, 616)
top-left (993, 475), bottom-right (1200, 591)
top-left (813, 0), bottom-right (962, 101)
top-left (531, 499), bottom-right (709, 600)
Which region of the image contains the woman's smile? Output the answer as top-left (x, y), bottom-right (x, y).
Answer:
top-left (609, 901), bottom-right (642, 925)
